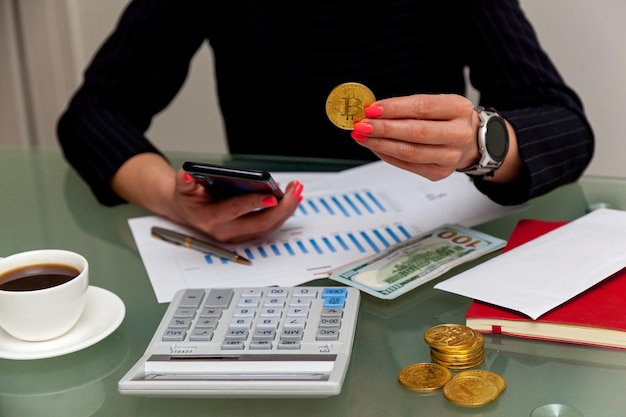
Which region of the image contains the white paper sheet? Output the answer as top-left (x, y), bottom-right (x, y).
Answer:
top-left (129, 161), bottom-right (524, 303)
top-left (434, 208), bottom-right (626, 319)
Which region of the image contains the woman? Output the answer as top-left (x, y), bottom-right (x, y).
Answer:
top-left (57, 0), bottom-right (594, 242)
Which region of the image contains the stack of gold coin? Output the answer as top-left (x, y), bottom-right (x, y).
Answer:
top-left (424, 324), bottom-right (485, 370)
top-left (397, 324), bottom-right (506, 408)
top-left (443, 370), bottom-right (507, 407)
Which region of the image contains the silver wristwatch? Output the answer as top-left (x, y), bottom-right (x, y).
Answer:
top-left (458, 106), bottom-right (509, 177)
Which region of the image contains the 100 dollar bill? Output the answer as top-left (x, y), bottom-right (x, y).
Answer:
top-left (329, 224), bottom-right (505, 300)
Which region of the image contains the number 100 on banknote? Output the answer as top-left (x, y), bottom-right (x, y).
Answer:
top-left (329, 224), bottom-right (505, 300)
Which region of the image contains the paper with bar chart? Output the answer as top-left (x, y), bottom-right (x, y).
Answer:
top-left (128, 161), bottom-right (524, 303)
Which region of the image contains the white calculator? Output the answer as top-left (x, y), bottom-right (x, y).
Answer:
top-left (118, 286), bottom-right (360, 398)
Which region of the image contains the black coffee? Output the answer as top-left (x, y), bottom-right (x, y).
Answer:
top-left (0, 264), bottom-right (80, 291)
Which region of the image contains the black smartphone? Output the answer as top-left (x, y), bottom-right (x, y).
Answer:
top-left (183, 162), bottom-right (284, 201)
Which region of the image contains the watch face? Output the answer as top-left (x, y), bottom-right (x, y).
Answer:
top-left (485, 117), bottom-right (509, 161)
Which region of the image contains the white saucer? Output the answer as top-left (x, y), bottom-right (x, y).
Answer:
top-left (0, 286), bottom-right (125, 360)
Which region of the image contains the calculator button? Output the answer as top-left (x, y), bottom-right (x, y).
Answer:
top-left (224, 329), bottom-right (249, 341)
top-left (178, 289), bottom-right (206, 308)
top-left (238, 296), bottom-right (261, 307)
top-left (167, 318), bottom-right (192, 328)
top-left (283, 317), bottom-right (306, 330)
top-left (319, 317), bottom-right (342, 328)
top-left (323, 297), bottom-right (346, 308)
top-left (259, 307), bottom-right (281, 318)
top-left (195, 318), bottom-right (219, 329)
top-left (173, 307), bottom-right (196, 318)
top-left (189, 328), bottom-right (214, 341)
top-left (322, 287), bottom-right (347, 297)
top-left (263, 297), bottom-right (286, 308)
top-left (280, 328), bottom-right (304, 339)
top-left (233, 307), bottom-right (256, 318)
top-left (321, 308), bottom-right (343, 318)
top-left (292, 288), bottom-right (318, 298)
top-left (199, 307), bottom-right (223, 318)
top-left (286, 307), bottom-right (309, 318)
top-left (229, 317), bottom-right (253, 329)
top-left (249, 340), bottom-right (273, 350)
top-left (162, 328), bottom-right (186, 341)
top-left (205, 289), bottom-right (234, 308)
top-left (252, 328), bottom-right (276, 340)
top-left (221, 340), bottom-right (245, 350)
top-left (316, 328), bottom-right (340, 341)
top-left (277, 339), bottom-right (301, 349)
top-left (255, 317), bottom-right (279, 329)
top-left (240, 288), bottom-right (263, 297)
top-left (267, 288), bottom-right (289, 297)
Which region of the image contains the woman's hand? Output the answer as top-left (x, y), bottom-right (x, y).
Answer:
top-left (171, 167), bottom-right (303, 242)
top-left (110, 153), bottom-right (303, 243)
top-left (350, 94), bottom-right (520, 183)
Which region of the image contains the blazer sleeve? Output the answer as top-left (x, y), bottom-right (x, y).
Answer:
top-left (57, 0), bottom-right (209, 205)
top-left (465, 0), bottom-right (594, 205)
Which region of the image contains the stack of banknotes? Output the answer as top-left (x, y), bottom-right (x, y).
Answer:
top-left (330, 224), bottom-right (505, 300)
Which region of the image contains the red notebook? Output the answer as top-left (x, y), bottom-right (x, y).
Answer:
top-left (465, 219), bottom-right (626, 349)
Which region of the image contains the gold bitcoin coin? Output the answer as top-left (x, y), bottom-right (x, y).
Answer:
top-left (325, 82), bottom-right (376, 130)
top-left (454, 370), bottom-right (507, 394)
top-left (443, 375), bottom-right (500, 407)
top-left (397, 362), bottom-right (452, 392)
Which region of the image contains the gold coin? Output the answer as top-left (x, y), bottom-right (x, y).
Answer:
top-left (397, 362), bottom-right (452, 392)
top-left (454, 370), bottom-right (507, 394)
top-left (431, 347), bottom-right (483, 359)
top-left (325, 82), bottom-right (376, 130)
top-left (430, 351), bottom-right (485, 364)
top-left (431, 353), bottom-right (485, 370)
top-left (443, 375), bottom-right (500, 407)
top-left (424, 324), bottom-right (479, 351)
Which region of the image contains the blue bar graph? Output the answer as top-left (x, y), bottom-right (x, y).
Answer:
top-left (205, 223), bottom-right (414, 264)
top-left (294, 190), bottom-right (387, 218)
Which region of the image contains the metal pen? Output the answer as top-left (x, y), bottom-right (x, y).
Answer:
top-left (151, 226), bottom-right (251, 266)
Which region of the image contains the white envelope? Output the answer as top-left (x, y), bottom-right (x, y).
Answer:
top-left (434, 208), bottom-right (626, 319)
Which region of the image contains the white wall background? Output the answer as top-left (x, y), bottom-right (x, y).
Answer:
top-left (1, 0), bottom-right (624, 176)
top-left (520, 0), bottom-right (626, 178)
top-left (67, 0), bottom-right (227, 154)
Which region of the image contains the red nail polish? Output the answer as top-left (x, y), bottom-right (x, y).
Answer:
top-left (351, 131), bottom-right (367, 142)
top-left (184, 173), bottom-right (193, 183)
top-left (293, 181), bottom-right (304, 198)
top-left (364, 104), bottom-right (382, 118)
top-left (353, 123), bottom-right (373, 135)
top-left (262, 196), bottom-right (278, 208)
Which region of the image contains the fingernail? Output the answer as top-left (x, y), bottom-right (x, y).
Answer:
top-left (292, 181), bottom-right (304, 198)
top-left (353, 122), bottom-right (373, 135)
top-left (262, 196), bottom-right (278, 208)
top-left (364, 104), bottom-right (382, 117)
top-left (297, 195), bottom-right (303, 204)
top-left (184, 173), bottom-right (193, 184)
top-left (351, 131), bottom-right (367, 142)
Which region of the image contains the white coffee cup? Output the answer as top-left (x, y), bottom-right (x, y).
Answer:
top-left (0, 249), bottom-right (89, 341)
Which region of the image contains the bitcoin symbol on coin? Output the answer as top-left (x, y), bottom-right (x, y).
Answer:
top-left (325, 82), bottom-right (376, 130)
